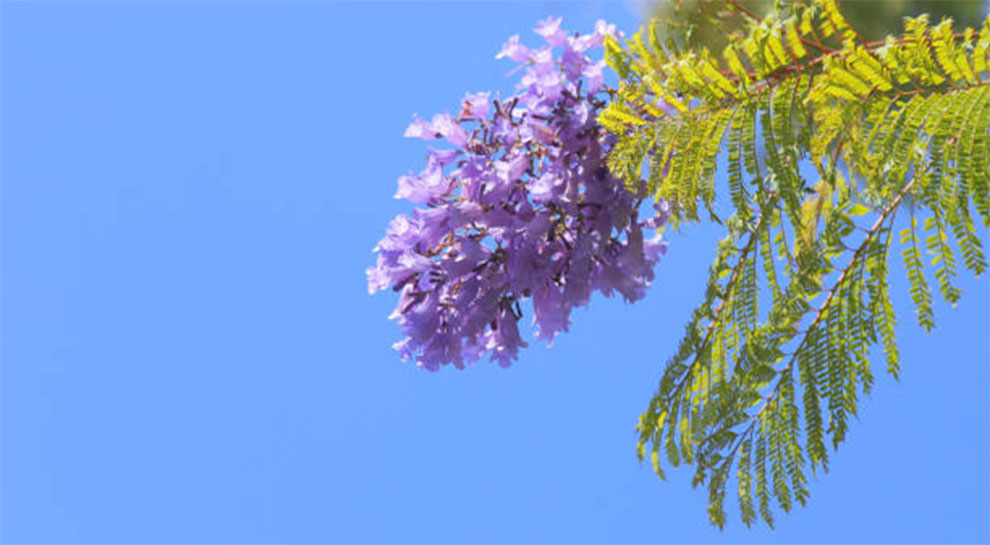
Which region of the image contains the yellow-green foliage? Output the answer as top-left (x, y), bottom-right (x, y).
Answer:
top-left (611, 0), bottom-right (989, 529)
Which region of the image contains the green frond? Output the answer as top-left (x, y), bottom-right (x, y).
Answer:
top-left (754, 419), bottom-right (773, 528)
top-left (616, 0), bottom-right (989, 529)
top-left (868, 228), bottom-right (900, 378)
top-left (737, 436), bottom-right (756, 527)
top-left (901, 216), bottom-right (935, 331)
top-left (607, 127), bottom-right (652, 191)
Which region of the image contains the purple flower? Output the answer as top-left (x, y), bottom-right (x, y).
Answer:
top-left (535, 16), bottom-right (568, 47)
top-left (529, 172), bottom-right (562, 203)
top-left (462, 92), bottom-right (491, 119)
top-left (405, 113), bottom-right (468, 147)
top-left (369, 18), bottom-right (671, 370)
top-left (532, 284), bottom-right (570, 344)
top-left (594, 19), bottom-right (621, 45)
top-left (561, 45), bottom-right (589, 80)
top-left (395, 165), bottom-right (449, 204)
top-left (489, 306), bottom-right (527, 367)
top-left (496, 154), bottom-right (530, 185)
top-left (496, 35), bottom-right (531, 62)
top-left (582, 60), bottom-right (606, 93)
top-left (427, 148), bottom-right (461, 168)
top-left (403, 115), bottom-right (437, 140)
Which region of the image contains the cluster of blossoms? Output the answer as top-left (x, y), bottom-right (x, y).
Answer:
top-left (367, 18), bottom-right (671, 370)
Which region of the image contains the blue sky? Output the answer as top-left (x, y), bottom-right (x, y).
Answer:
top-left (2, 2), bottom-right (987, 543)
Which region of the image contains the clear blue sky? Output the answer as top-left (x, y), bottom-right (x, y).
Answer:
top-left (2, 2), bottom-right (987, 543)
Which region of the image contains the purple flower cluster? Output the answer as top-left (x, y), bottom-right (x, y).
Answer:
top-left (367, 18), bottom-right (671, 370)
